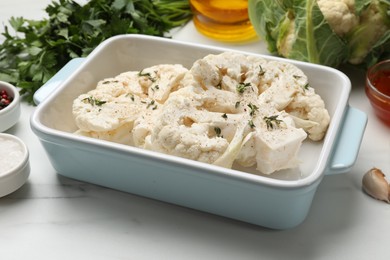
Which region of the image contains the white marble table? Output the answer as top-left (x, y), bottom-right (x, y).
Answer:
top-left (1, 1), bottom-right (389, 259)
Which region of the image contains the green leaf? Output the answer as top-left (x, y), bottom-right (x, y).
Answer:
top-left (0, 72), bottom-right (17, 82)
top-left (58, 28), bottom-right (69, 39)
top-left (84, 19), bottom-right (106, 28)
top-left (354, 0), bottom-right (372, 14)
top-left (40, 51), bottom-right (57, 69)
top-left (28, 46), bottom-right (42, 56)
top-left (248, 0), bottom-right (288, 54)
top-left (9, 17), bottom-right (25, 31)
top-left (112, 0), bottom-right (128, 10)
top-left (56, 12), bottom-right (69, 23)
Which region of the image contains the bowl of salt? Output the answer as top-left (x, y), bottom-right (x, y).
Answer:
top-left (0, 133), bottom-right (30, 197)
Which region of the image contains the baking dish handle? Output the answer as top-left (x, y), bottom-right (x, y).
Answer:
top-left (325, 106), bottom-right (367, 175)
top-left (33, 58), bottom-right (85, 105)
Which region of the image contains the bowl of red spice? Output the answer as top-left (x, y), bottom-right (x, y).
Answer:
top-left (0, 81), bottom-right (21, 132)
top-left (365, 59), bottom-right (390, 126)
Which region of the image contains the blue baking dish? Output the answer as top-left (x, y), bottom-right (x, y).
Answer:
top-left (30, 35), bottom-right (367, 229)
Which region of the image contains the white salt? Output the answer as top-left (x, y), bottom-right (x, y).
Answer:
top-left (0, 137), bottom-right (25, 174)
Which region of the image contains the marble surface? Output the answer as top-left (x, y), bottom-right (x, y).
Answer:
top-left (1, 1), bottom-right (390, 259)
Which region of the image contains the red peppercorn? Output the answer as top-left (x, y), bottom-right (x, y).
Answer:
top-left (0, 89), bottom-right (13, 110)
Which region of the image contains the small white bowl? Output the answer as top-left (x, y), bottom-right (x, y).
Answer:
top-left (0, 133), bottom-right (30, 197)
top-left (0, 81), bottom-right (21, 132)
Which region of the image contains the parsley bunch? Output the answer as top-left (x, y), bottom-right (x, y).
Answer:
top-left (0, 0), bottom-right (192, 103)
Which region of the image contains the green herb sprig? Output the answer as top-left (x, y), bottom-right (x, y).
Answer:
top-left (263, 115), bottom-right (283, 130)
top-left (236, 82), bottom-right (251, 94)
top-left (303, 83), bottom-right (310, 90)
top-left (139, 70), bottom-right (157, 82)
top-left (247, 103), bottom-right (259, 116)
top-left (248, 119), bottom-right (255, 128)
top-left (258, 65), bottom-right (265, 76)
top-left (214, 127), bottom-right (222, 137)
top-left (82, 96), bottom-right (106, 106)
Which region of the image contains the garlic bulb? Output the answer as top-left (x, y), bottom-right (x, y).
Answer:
top-left (362, 168), bottom-right (390, 203)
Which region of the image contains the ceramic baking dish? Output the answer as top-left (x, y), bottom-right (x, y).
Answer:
top-left (31, 35), bottom-right (367, 229)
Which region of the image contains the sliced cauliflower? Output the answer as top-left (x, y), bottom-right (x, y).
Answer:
top-left (143, 94), bottom-right (233, 165)
top-left (166, 52), bottom-right (311, 174)
top-left (73, 91), bottom-right (146, 132)
top-left (236, 103), bottom-right (307, 174)
top-left (72, 64), bottom-right (187, 143)
top-left (256, 60), bottom-right (330, 141)
top-left (73, 52), bottom-right (331, 175)
top-left (75, 123), bottom-right (135, 146)
top-left (256, 60), bottom-right (309, 109)
top-left (139, 86), bottom-right (249, 166)
top-left (189, 52), bottom-right (262, 94)
top-left (285, 88), bottom-right (330, 141)
top-left (113, 64), bottom-right (187, 102)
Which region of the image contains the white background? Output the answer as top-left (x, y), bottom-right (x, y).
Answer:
top-left (1, 1), bottom-right (390, 259)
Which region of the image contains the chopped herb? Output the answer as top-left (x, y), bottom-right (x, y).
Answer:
top-left (258, 65), bottom-right (265, 76)
top-left (82, 96), bottom-right (106, 106)
top-left (236, 82), bottom-right (251, 93)
top-left (151, 85), bottom-right (159, 92)
top-left (102, 80), bottom-right (119, 84)
top-left (247, 103), bottom-right (259, 116)
top-left (263, 115), bottom-right (283, 130)
top-left (214, 127), bottom-right (222, 137)
top-left (216, 82), bottom-right (222, 89)
top-left (126, 93), bottom-right (135, 101)
top-left (293, 75), bottom-right (310, 90)
top-left (248, 120), bottom-right (255, 128)
top-left (152, 105), bottom-right (158, 110)
top-left (147, 100), bottom-right (155, 108)
top-left (222, 113), bottom-right (228, 119)
top-left (235, 101), bottom-right (241, 108)
top-left (138, 70), bottom-right (156, 82)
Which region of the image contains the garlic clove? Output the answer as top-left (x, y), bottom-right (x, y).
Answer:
top-left (362, 167), bottom-right (390, 203)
